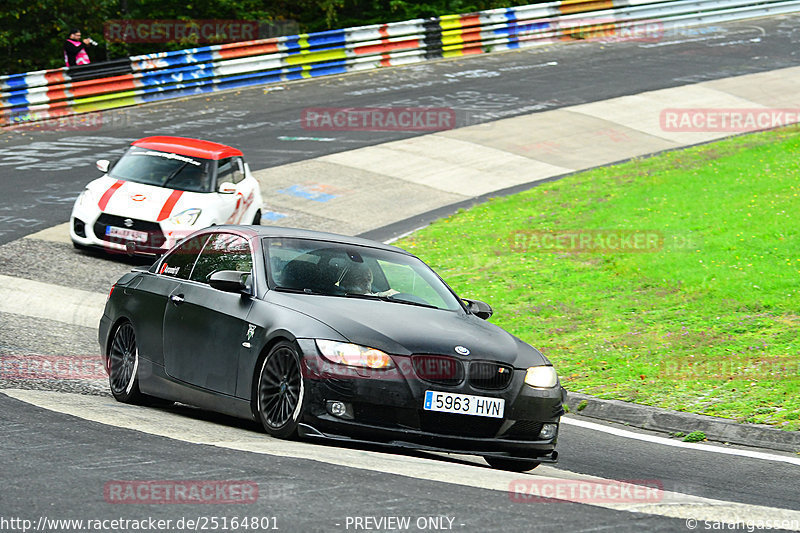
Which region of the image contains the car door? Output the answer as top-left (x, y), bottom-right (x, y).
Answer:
top-left (134, 233), bottom-right (210, 366)
top-left (216, 157), bottom-right (252, 224)
top-left (162, 232), bottom-right (255, 396)
top-left (232, 156), bottom-right (258, 222)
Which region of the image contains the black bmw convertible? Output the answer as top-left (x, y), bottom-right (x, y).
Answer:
top-left (100, 226), bottom-right (565, 471)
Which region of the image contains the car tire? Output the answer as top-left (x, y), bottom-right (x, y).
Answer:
top-left (108, 321), bottom-right (146, 404)
top-left (256, 341), bottom-right (306, 439)
top-left (483, 456), bottom-right (541, 472)
top-left (252, 210), bottom-right (261, 225)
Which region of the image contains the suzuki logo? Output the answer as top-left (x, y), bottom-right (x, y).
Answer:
top-left (123, 218), bottom-right (134, 228)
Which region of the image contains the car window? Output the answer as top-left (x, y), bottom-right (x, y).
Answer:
top-left (217, 158), bottom-right (234, 187)
top-left (157, 235), bottom-right (210, 280)
top-left (109, 146), bottom-right (213, 193)
top-left (265, 237), bottom-right (462, 311)
top-left (231, 158), bottom-right (245, 184)
top-left (190, 233), bottom-right (253, 284)
top-left (377, 260), bottom-right (449, 310)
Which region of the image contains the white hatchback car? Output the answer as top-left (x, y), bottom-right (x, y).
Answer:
top-left (70, 136), bottom-right (263, 256)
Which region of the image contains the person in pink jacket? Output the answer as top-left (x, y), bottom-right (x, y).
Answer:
top-left (64, 28), bottom-right (92, 67)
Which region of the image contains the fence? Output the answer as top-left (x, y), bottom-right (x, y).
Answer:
top-left (2, 0), bottom-right (799, 126)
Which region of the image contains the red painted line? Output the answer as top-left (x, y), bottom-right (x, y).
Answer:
top-left (218, 42), bottom-right (279, 59)
top-left (353, 38), bottom-right (419, 55)
top-left (45, 86), bottom-right (70, 103)
top-left (460, 14), bottom-right (482, 28)
top-left (156, 190), bottom-right (184, 221)
top-left (98, 180), bottom-right (125, 211)
top-left (72, 75), bottom-right (137, 98)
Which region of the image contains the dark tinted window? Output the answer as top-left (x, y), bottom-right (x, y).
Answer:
top-left (216, 158), bottom-right (234, 186)
top-left (190, 233), bottom-right (253, 284)
top-left (158, 235), bottom-right (209, 280)
top-left (265, 237), bottom-right (461, 311)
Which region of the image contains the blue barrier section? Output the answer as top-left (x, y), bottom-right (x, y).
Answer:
top-left (6, 93), bottom-right (32, 107)
top-left (3, 74), bottom-right (35, 91)
top-left (306, 29), bottom-right (348, 48)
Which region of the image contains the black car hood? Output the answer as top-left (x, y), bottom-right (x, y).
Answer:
top-left (267, 292), bottom-right (548, 368)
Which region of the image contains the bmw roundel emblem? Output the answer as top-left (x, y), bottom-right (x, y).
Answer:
top-left (454, 346), bottom-right (470, 356)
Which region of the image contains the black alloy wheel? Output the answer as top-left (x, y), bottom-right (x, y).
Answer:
top-left (257, 341), bottom-right (305, 438)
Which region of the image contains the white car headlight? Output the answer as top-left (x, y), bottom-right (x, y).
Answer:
top-left (524, 366), bottom-right (559, 388)
top-left (169, 208), bottom-right (201, 225)
top-left (315, 340), bottom-right (394, 369)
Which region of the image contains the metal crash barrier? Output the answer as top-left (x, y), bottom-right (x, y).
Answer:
top-left (2, 0), bottom-right (800, 126)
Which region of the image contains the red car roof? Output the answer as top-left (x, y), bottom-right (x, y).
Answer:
top-left (132, 136), bottom-right (243, 160)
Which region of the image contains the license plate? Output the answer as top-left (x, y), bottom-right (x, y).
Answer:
top-left (105, 226), bottom-right (148, 243)
top-left (424, 390), bottom-right (505, 418)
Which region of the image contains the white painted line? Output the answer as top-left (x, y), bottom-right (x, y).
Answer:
top-left (383, 225), bottom-right (428, 245)
top-left (0, 274), bottom-right (105, 329)
top-left (563, 416), bottom-right (800, 466)
top-left (4, 388), bottom-right (800, 529)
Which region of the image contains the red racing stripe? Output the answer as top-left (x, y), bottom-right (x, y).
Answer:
top-left (97, 180), bottom-right (125, 211)
top-left (156, 190), bottom-right (184, 221)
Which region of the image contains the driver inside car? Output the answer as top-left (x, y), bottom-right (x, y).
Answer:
top-left (339, 263), bottom-right (398, 297)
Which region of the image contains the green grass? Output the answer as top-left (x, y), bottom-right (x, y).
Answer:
top-left (683, 431), bottom-right (707, 443)
top-left (397, 126), bottom-right (800, 429)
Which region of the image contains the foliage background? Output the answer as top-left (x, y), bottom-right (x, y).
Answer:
top-left (0, 0), bottom-right (520, 75)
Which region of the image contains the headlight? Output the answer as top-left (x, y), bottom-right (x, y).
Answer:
top-left (315, 340), bottom-right (394, 369)
top-left (524, 366), bottom-right (558, 388)
top-left (169, 208), bottom-right (201, 225)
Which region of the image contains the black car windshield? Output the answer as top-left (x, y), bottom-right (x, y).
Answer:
top-left (108, 146), bottom-right (213, 193)
top-left (265, 237), bottom-right (462, 311)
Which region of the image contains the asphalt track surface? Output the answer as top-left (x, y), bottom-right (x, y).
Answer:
top-left (1, 15), bottom-right (800, 533)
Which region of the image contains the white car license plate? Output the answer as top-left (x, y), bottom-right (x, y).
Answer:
top-left (423, 390), bottom-right (505, 418)
top-left (105, 226), bottom-right (148, 243)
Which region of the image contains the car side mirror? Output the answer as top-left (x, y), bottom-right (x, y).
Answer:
top-left (208, 270), bottom-right (251, 294)
top-left (96, 159), bottom-right (110, 173)
top-left (218, 182), bottom-right (236, 194)
top-left (463, 298), bottom-right (493, 320)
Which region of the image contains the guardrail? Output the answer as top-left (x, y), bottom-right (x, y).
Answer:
top-left (2, 0), bottom-right (799, 127)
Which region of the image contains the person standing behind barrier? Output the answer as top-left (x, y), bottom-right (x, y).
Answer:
top-left (64, 28), bottom-right (93, 67)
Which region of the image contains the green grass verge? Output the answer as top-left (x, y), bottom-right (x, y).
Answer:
top-left (397, 126), bottom-right (800, 429)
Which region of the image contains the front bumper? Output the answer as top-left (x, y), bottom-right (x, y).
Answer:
top-left (298, 423), bottom-right (559, 462)
top-left (70, 212), bottom-right (189, 256)
top-left (296, 339), bottom-right (564, 460)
